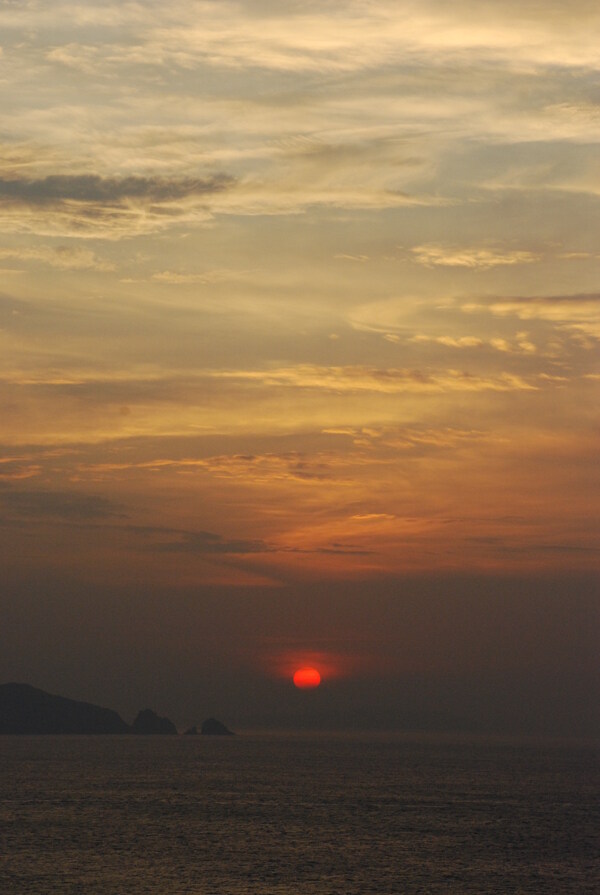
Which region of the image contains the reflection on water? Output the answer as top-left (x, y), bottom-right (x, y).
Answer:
top-left (1, 733), bottom-right (598, 894)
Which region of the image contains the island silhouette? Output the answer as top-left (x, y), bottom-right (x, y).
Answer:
top-left (0, 682), bottom-right (234, 735)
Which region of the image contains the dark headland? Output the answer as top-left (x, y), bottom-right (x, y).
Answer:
top-left (0, 683), bottom-right (234, 735)
top-left (0, 682), bottom-right (130, 735)
top-left (132, 708), bottom-right (178, 735)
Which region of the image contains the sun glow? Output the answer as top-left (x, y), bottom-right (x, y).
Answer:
top-left (293, 667), bottom-right (321, 689)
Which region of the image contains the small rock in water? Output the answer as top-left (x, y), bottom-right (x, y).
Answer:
top-left (201, 717), bottom-right (234, 736)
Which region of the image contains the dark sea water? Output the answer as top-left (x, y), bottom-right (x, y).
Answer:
top-left (1, 733), bottom-right (598, 894)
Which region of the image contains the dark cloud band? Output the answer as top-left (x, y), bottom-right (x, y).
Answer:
top-left (0, 173), bottom-right (234, 204)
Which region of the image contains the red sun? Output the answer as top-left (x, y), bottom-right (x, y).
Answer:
top-left (293, 667), bottom-right (321, 689)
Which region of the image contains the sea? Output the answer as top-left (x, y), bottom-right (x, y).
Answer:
top-left (1, 733), bottom-right (598, 894)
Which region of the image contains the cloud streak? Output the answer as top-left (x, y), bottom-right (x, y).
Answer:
top-left (0, 244), bottom-right (114, 271)
top-left (124, 1), bottom-right (600, 74)
top-left (410, 245), bottom-right (541, 269)
top-left (0, 174), bottom-right (231, 203)
top-left (129, 524), bottom-right (270, 556)
top-left (0, 485), bottom-right (124, 520)
top-left (0, 173), bottom-right (234, 237)
top-left (211, 364), bottom-right (539, 394)
top-left (0, 0), bottom-right (598, 589)
top-left (462, 294), bottom-right (600, 338)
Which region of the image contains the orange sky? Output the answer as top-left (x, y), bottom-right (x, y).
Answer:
top-left (0, 0), bottom-right (598, 734)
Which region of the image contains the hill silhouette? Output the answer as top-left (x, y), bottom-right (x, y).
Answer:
top-left (0, 682), bottom-right (130, 734)
top-left (132, 708), bottom-right (177, 735)
top-left (0, 682), bottom-right (235, 736)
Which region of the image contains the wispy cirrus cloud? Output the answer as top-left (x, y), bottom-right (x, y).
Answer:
top-left (409, 333), bottom-right (537, 355)
top-left (0, 244), bottom-right (114, 271)
top-left (350, 292), bottom-right (599, 369)
top-left (462, 293), bottom-right (600, 339)
top-left (5, 1), bottom-right (599, 240)
top-left (125, 1), bottom-right (600, 74)
top-left (0, 364), bottom-right (540, 395)
top-left (0, 485), bottom-right (124, 519)
top-left (0, 173), bottom-right (235, 237)
top-left (0, 458), bottom-right (42, 481)
top-left (410, 244), bottom-right (541, 269)
top-left (79, 452), bottom-right (341, 485)
top-left (151, 268), bottom-right (253, 285)
top-left (129, 524), bottom-right (270, 555)
top-left (325, 425), bottom-right (489, 453)
top-left (0, 173), bottom-right (229, 203)
top-left (210, 364), bottom-right (538, 394)
top-left (76, 428), bottom-right (493, 488)
top-left (191, 452), bottom-right (337, 483)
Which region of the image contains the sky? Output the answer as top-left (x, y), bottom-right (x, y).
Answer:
top-left (0, 0), bottom-right (598, 735)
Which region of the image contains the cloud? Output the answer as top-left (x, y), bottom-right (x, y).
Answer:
top-left (129, 1), bottom-right (600, 75)
top-left (462, 293), bottom-right (600, 338)
top-left (129, 524), bottom-right (269, 555)
top-left (0, 458), bottom-right (41, 481)
top-left (0, 486), bottom-right (124, 519)
top-left (7, 1), bottom-right (599, 229)
top-left (3, 1), bottom-right (600, 236)
top-left (350, 292), bottom-right (598, 373)
top-left (80, 451), bottom-right (348, 486)
top-left (211, 364), bottom-right (538, 394)
top-left (0, 173), bottom-right (235, 237)
top-left (194, 452), bottom-right (338, 483)
top-left (334, 253), bottom-right (369, 263)
top-left (151, 268), bottom-right (251, 285)
top-left (0, 1), bottom-right (152, 30)
top-left (0, 174), bottom-right (229, 203)
top-left (410, 333), bottom-right (537, 355)
top-left (72, 427), bottom-right (492, 490)
top-left (344, 425), bottom-right (488, 451)
top-left (0, 364), bottom-right (540, 396)
top-left (410, 244), bottom-right (541, 269)
top-left (312, 543), bottom-right (375, 556)
top-left (478, 143), bottom-right (600, 195)
top-left (0, 245), bottom-right (114, 271)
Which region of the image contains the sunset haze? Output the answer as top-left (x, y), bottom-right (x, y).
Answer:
top-left (1, 0), bottom-right (598, 735)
